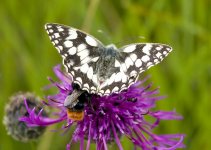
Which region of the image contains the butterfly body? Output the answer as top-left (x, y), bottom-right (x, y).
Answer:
top-left (96, 45), bottom-right (118, 83)
top-left (45, 23), bottom-right (172, 96)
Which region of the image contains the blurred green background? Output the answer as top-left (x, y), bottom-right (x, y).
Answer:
top-left (0, 0), bottom-right (210, 149)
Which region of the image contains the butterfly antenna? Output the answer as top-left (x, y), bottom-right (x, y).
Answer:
top-left (97, 29), bottom-right (113, 44)
top-left (114, 36), bottom-right (146, 47)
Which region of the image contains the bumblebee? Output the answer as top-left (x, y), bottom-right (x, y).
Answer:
top-left (64, 84), bottom-right (90, 121)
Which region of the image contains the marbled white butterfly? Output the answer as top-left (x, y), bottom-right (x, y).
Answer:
top-left (45, 23), bottom-right (172, 96)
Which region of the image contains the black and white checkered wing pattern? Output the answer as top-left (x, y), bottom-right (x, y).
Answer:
top-left (96, 44), bottom-right (172, 95)
top-left (118, 43), bottom-right (172, 85)
top-left (45, 23), bottom-right (104, 93)
top-left (45, 23), bottom-right (172, 96)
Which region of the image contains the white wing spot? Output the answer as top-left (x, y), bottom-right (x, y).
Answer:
top-left (76, 77), bottom-right (82, 84)
top-left (115, 60), bottom-right (121, 67)
top-left (69, 60), bottom-right (74, 66)
top-left (92, 74), bottom-right (98, 86)
top-left (108, 73), bottom-right (116, 85)
top-left (123, 45), bottom-right (136, 53)
top-left (85, 36), bottom-right (98, 47)
top-left (91, 86), bottom-right (96, 90)
top-left (64, 53), bottom-right (68, 57)
top-left (66, 30), bottom-right (77, 40)
top-left (163, 51), bottom-right (167, 55)
top-left (92, 57), bottom-right (99, 62)
top-left (154, 59), bottom-right (159, 63)
top-left (70, 71), bottom-right (75, 76)
top-left (125, 57), bottom-right (133, 68)
top-left (115, 72), bottom-right (122, 82)
top-left (156, 52), bottom-right (162, 58)
top-left (83, 83), bottom-right (89, 89)
top-left (121, 84), bottom-right (126, 88)
top-left (112, 86), bottom-right (119, 93)
top-left (147, 62), bottom-right (153, 68)
top-left (142, 44), bottom-right (152, 55)
top-left (81, 56), bottom-right (91, 64)
top-left (135, 59), bottom-right (142, 67)
top-left (141, 55), bottom-right (150, 62)
top-left (49, 29), bottom-right (53, 33)
top-left (156, 46), bottom-right (162, 51)
top-left (54, 40), bottom-right (59, 44)
top-left (120, 64), bottom-right (127, 72)
top-left (91, 87), bottom-right (96, 93)
top-left (87, 67), bottom-right (93, 80)
top-left (121, 74), bottom-right (127, 83)
top-left (130, 70), bottom-right (137, 77)
top-left (58, 27), bottom-right (64, 32)
top-left (54, 33), bottom-right (60, 38)
top-left (105, 89), bottom-right (111, 94)
top-left (77, 49), bottom-right (89, 60)
top-left (68, 47), bottom-right (77, 55)
top-left (58, 46), bottom-right (63, 50)
top-left (166, 47), bottom-right (172, 51)
top-left (98, 90), bottom-right (104, 96)
top-left (130, 53), bottom-right (137, 62)
top-left (77, 44), bottom-right (86, 52)
top-left (47, 25), bottom-right (52, 28)
top-left (65, 61), bottom-right (71, 68)
top-left (80, 63), bottom-right (89, 73)
top-left (64, 41), bottom-right (73, 47)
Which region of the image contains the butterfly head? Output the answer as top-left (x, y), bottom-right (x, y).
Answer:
top-left (105, 44), bottom-right (117, 51)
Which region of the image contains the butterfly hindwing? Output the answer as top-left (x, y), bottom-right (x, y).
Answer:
top-left (98, 72), bottom-right (137, 95)
top-left (45, 23), bottom-right (104, 93)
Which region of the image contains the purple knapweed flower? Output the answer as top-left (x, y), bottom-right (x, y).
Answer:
top-left (4, 92), bottom-right (47, 142)
top-left (20, 65), bottom-right (185, 150)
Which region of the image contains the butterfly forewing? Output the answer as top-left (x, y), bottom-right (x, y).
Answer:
top-left (119, 43), bottom-right (172, 81)
top-left (45, 23), bottom-right (104, 93)
top-left (97, 44), bottom-right (172, 95)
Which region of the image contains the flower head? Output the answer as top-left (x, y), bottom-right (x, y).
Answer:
top-left (20, 65), bottom-right (185, 149)
top-left (3, 92), bottom-right (47, 142)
